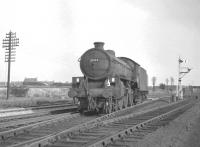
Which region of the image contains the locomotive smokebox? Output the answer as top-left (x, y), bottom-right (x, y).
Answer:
top-left (94, 42), bottom-right (104, 50)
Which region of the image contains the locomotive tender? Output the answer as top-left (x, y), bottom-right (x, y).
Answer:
top-left (68, 42), bottom-right (148, 113)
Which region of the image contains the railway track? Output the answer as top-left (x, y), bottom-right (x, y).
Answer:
top-left (0, 112), bottom-right (75, 132)
top-left (0, 100), bottom-right (74, 115)
top-left (0, 102), bottom-right (77, 120)
top-left (0, 98), bottom-right (169, 147)
top-left (105, 104), bottom-right (192, 147)
top-left (28, 100), bottom-right (74, 109)
top-left (26, 98), bottom-right (195, 147)
top-left (0, 102), bottom-right (77, 133)
top-left (90, 100), bottom-right (194, 147)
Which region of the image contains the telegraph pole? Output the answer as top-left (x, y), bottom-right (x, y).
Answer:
top-left (177, 57), bottom-right (191, 100)
top-left (2, 31), bottom-right (19, 99)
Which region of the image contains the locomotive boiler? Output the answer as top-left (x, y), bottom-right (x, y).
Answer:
top-left (68, 42), bottom-right (148, 113)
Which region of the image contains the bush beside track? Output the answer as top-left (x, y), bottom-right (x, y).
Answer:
top-left (0, 87), bottom-right (72, 108)
top-left (0, 97), bottom-right (72, 108)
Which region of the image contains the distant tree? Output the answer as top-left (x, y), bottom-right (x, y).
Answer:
top-left (10, 86), bottom-right (29, 97)
top-left (166, 78), bottom-right (169, 85)
top-left (152, 76), bottom-right (157, 91)
top-left (170, 77), bottom-right (174, 86)
top-left (166, 78), bottom-right (169, 91)
top-left (159, 83), bottom-right (166, 90)
top-left (169, 77), bottom-right (175, 92)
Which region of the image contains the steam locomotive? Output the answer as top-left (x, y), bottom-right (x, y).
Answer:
top-left (68, 42), bottom-right (148, 113)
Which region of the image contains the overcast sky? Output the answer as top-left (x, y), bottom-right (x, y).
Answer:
top-left (0, 0), bottom-right (199, 85)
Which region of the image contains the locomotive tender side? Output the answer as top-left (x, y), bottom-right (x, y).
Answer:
top-left (68, 42), bottom-right (148, 113)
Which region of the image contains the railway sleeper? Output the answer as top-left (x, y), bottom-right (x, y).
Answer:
top-left (131, 130), bottom-right (150, 135)
top-left (79, 132), bottom-right (106, 137)
top-left (124, 135), bottom-right (144, 140)
top-left (136, 128), bottom-right (155, 133)
top-left (8, 135), bottom-right (36, 142)
top-left (130, 132), bottom-right (146, 137)
top-left (145, 123), bottom-right (162, 127)
top-left (139, 115), bottom-right (159, 119)
top-left (54, 138), bottom-right (88, 144)
top-left (31, 127), bottom-right (58, 133)
top-left (103, 125), bottom-right (128, 130)
top-left (90, 127), bottom-right (115, 132)
top-left (18, 133), bottom-right (42, 139)
top-left (127, 118), bottom-right (152, 122)
top-left (113, 120), bottom-right (141, 125)
top-left (132, 115), bottom-right (156, 120)
top-left (107, 140), bottom-right (133, 147)
top-left (106, 137), bottom-right (143, 147)
top-left (107, 143), bottom-right (130, 147)
top-left (118, 120), bottom-right (144, 125)
top-left (85, 130), bottom-right (109, 135)
top-left (31, 128), bottom-right (55, 133)
top-left (48, 141), bottom-right (88, 147)
top-left (69, 135), bottom-right (97, 140)
top-left (89, 129), bottom-right (118, 136)
top-left (47, 144), bottom-right (79, 147)
top-left (111, 123), bottom-right (134, 128)
top-left (7, 135), bottom-right (50, 147)
top-left (4, 137), bottom-right (31, 144)
top-left (117, 137), bottom-right (140, 143)
top-left (28, 131), bottom-right (53, 137)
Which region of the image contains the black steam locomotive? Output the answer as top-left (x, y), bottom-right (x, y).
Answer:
top-left (68, 42), bottom-right (148, 113)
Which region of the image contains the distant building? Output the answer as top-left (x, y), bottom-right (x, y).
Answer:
top-left (23, 78), bottom-right (46, 86)
top-left (22, 78), bottom-right (71, 87)
top-left (11, 81), bottom-right (23, 87)
top-left (24, 78), bottom-right (38, 82)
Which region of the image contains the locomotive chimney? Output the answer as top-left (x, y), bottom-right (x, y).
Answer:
top-left (94, 42), bottom-right (104, 50)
